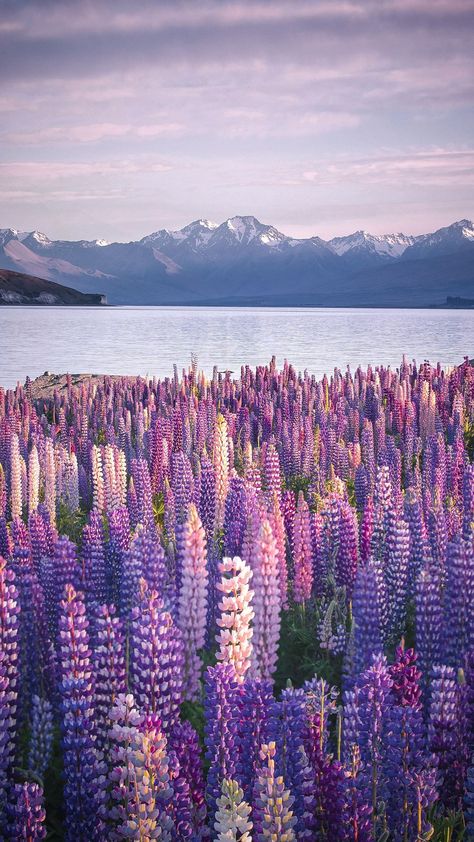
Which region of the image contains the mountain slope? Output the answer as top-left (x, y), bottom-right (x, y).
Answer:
top-left (0, 216), bottom-right (473, 305)
top-left (0, 268), bottom-right (106, 305)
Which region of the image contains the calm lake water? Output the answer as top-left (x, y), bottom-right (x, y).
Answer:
top-left (1, 306), bottom-right (473, 389)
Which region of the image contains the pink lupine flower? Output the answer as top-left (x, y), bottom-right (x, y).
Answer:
top-left (250, 519), bottom-right (281, 682)
top-left (215, 556), bottom-right (254, 682)
top-left (178, 504), bottom-right (208, 701)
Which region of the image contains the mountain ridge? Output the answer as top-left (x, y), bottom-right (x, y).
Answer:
top-left (0, 216), bottom-right (472, 306)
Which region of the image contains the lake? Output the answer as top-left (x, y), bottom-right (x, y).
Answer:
top-left (1, 306), bottom-right (473, 389)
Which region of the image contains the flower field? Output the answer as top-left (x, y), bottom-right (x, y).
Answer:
top-left (0, 356), bottom-right (473, 840)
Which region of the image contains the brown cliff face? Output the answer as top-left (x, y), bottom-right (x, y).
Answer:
top-left (0, 268), bottom-right (106, 306)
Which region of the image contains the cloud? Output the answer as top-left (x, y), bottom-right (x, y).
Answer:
top-left (301, 148), bottom-right (474, 187)
top-left (4, 122), bottom-right (186, 145)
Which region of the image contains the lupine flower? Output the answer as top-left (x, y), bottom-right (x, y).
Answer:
top-left (90, 602), bottom-right (126, 751)
top-left (204, 663), bottom-right (240, 818)
top-left (108, 693), bottom-right (173, 840)
top-left (252, 741), bottom-right (296, 842)
top-left (250, 519), bottom-right (281, 682)
top-left (215, 556), bottom-right (254, 682)
top-left (0, 555), bottom-right (19, 815)
top-left (28, 694), bottom-right (54, 779)
top-left (130, 579), bottom-right (184, 730)
top-left (7, 782), bottom-right (47, 841)
top-left (177, 504), bottom-right (208, 700)
top-left (292, 492), bottom-right (313, 604)
top-left (57, 584), bottom-right (106, 841)
top-left (214, 779), bottom-right (253, 842)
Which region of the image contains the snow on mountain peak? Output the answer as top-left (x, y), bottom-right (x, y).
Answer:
top-left (329, 230), bottom-right (416, 258)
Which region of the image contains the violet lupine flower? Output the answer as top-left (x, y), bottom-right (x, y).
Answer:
top-left (0, 555), bottom-right (19, 815)
top-left (359, 495), bottom-right (374, 563)
top-left (204, 663), bottom-right (240, 819)
top-left (347, 563), bottom-right (382, 681)
top-left (236, 679), bottom-right (276, 803)
top-left (106, 505), bottom-right (131, 603)
top-left (384, 703), bottom-right (437, 841)
top-left (343, 745), bottom-right (372, 842)
top-left (384, 513), bottom-right (410, 643)
top-left (177, 504), bottom-right (208, 701)
top-left (466, 762), bottom-right (474, 841)
top-left (57, 584), bottom-right (106, 841)
top-left (81, 509), bottom-right (107, 604)
top-left (343, 654), bottom-right (394, 838)
top-left (252, 741), bottom-right (296, 842)
top-left (336, 500), bottom-right (359, 598)
top-left (415, 565), bottom-right (443, 699)
top-left (90, 603), bottom-right (126, 752)
top-left (28, 694), bottom-right (54, 779)
top-left (250, 519), bottom-right (281, 682)
top-left (223, 474), bottom-right (247, 558)
top-left (169, 720), bottom-right (207, 835)
top-left (215, 556), bottom-right (254, 683)
top-left (129, 579), bottom-right (184, 731)
top-left (166, 748), bottom-right (194, 840)
top-left (292, 491), bottom-right (313, 605)
top-left (7, 782), bottom-right (46, 841)
top-left (428, 664), bottom-right (468, 811)
top-left (263, 443), bottom-right (282, 506)
top-left (108, 693), bottom-right (173, 841)
top-left (198, 455), bottom-right (216, 546)
top-left (444, 536), bottom-right (474, 667)
top-left (388, 643), bottom-right (422, 710)
top-left (214, 779), bottom-right (253, 842)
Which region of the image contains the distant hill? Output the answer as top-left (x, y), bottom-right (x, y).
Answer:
top-left (0, 268), bottom-right (106, 306)
top-left (0, 217), bottom-right (473, 306)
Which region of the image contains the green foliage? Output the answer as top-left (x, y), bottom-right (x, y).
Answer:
top-left (274, 602), bottom-right (343, 693)
top-left (464, 420), bottom-right (474, 461)
top-left (56, 502), bottom-right (88, 546)
top-left (95, 428), bottom-right (107, 445)
top-left (152, 492), bottom-right (165, 529)
top-left (285, 474), bottom-right (311, 498)
top-left (181, 700), bottom-right (205, 744)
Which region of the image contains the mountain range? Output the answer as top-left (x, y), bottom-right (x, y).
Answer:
top-left (0, 216), bottom-right (473, 306)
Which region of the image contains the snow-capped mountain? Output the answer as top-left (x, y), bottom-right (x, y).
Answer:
top-left (329, 230), bottom-right (417, 259)
top-left (0, 217), bottom-right (472, 306)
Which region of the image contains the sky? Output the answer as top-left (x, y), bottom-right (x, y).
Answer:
top-left (0, 0), bottom-right (473, 242)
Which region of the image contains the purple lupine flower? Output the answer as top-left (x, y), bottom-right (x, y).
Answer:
top-left (7, 782), bottom-right (47, 841)
top-left (129, 579), bottom-right (184, 731)
top-left (292, 491), bottom-right (313, 604)
top-left (223, 474), bottom-right (247, 558)
top-left (28, 694), bottom-right (54, 779)
top-left (343, 654), bottom-right (393, 838)
top-left (169, 720), bottom-right (207, 835)
top-left (236, 679), bottom-right (276, 803)
top-left (81, 509), bottom-right (107, 604)
top-left (106, 505), bottom-right (130, 603)
top-left (443, 536), bottom-right (474, 667)
top-left (0, 555), bottom-right (19, 816)
top-left (347, 563), bottom-right (382, 682)
top-left (428, 664), bottom-right (468, 811)
top-left (204, 663), bottom-right (240, 819)
top-left (388, 643), bottom-right (422, 710)
top-left (416, 565), bottom-right (443, 698)
top-left (384, 513), bottom-right (410, 643)
top-left (90, 602), bottom-right (126, 752)
top-left (57, 584), bottom-right (106, 840)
